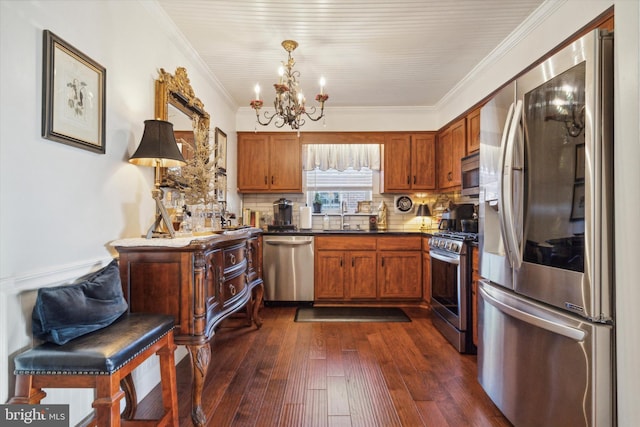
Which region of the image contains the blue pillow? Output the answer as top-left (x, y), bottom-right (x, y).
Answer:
top-left (32, 259), bottom-right (128, 345)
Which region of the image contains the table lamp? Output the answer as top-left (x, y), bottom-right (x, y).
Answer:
top-left (415, 203), bottom-right (432, 232)
top-left (129, 119), bottom-right (186, 238)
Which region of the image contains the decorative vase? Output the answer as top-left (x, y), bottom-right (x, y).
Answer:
top-left (312, 202), bottom-right (322, 213)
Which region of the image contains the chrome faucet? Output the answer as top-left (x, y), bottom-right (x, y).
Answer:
top-left (341, 201), bottom-right (349, 230)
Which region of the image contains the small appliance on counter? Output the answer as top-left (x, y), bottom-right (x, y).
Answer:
top-left (268, 198), bottom-right (296, 232)
top-left (438, 203), bottom-right (475, 231)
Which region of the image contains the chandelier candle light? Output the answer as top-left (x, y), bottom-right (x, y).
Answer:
top-left (250, 40), bottom-right (328, 130)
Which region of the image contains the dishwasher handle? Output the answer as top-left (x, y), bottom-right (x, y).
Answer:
top-left (265, 240), bottom-right (313, 247)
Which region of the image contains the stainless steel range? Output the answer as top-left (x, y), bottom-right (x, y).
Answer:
top-left (429, 231), bottom-right (477, 353)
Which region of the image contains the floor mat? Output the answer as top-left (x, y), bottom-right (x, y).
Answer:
top-left (294, 306), bottom-right (411, 323)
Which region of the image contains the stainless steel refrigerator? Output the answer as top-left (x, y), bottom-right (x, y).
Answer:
top-left (478, 29), bottom-right (614, 427)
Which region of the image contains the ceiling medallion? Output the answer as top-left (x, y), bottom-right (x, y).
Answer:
top-left (250, 40), bottom-right (328, 131)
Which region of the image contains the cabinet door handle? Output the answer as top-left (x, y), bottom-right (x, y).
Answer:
top-left (271, 176), bottom-right (274, 185)
top-left (407, 175), bottom-right (410, 185)
top-left (413, 175), bottom-right (417, 184)
top-left (352, 258), bottom-right (355, 267)
top-left (340, 256), bottom-right (343, 267)
top-left (381, 257), bottom-right (385, 267)
top-left (447, 171), bottom-right (453, 181)
top-left (264, 176), bottom-right (268, 184)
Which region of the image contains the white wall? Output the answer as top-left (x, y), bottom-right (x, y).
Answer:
top-left (0, 0), bottom-right (238, 423)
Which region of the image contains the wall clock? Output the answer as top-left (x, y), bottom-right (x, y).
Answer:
top-left (394, 195), bottom-right (414, 214)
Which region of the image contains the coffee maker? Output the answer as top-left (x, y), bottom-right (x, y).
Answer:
top-left (438, 203), bottom-right (475, 232)
top-left (269, 198), bottom-right (295, 231)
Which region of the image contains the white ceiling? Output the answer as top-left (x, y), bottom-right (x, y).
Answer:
top-left (156, 0), bottom-right (545, 109)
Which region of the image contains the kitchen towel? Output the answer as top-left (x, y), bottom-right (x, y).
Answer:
top-left (300, 206), bottom-right (312, 229)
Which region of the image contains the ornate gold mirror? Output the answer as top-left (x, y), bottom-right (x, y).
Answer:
top-left (156, 67), bottom-right (216, 205)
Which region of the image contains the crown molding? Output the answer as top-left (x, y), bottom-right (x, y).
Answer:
top-left (141, 0), bottom-right (237, 110)
top-left (435, 0), bottom-right (566, 110)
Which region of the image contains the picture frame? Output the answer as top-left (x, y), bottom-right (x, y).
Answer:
top-left (570, 182), bottom-right (585, 221)
top-left (574, 143), bottom-right (585, 181)
top-left (357, 201), bottom-right (372, 213)
top-left (214, 127), bottom-right (227, 171)
top-left (215, 170), bottom-right (227, 202)
top-left (42, 30), bottom-right (106, 153)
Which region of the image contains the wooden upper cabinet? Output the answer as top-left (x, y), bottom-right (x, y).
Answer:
top-left (412, 134), bottom-right (436, 190)
top-left (436, 127), bottom-right (452, 189)
top-left (437, 118), bottom-right (466, 190)
top-left (237, 132), bottom-right (301, 193)
top-left (382, 132), bottom-right (436, 193)
top-left (383, 134), bottom-right (412, 191)
top-left (237, 133), bottom-right (270, 192)
top-left (269, 134), bottom-right (301, 192)
top-left (466, 108), bottom-right (481, 154)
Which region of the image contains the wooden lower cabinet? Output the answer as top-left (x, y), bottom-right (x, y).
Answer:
top-left (315, 235), bottom-right (422, 302)
top-left (378, 251), bottom-right (422, 298)
top-left (315, 250), bottom-right (377, 300)
top-left (422, 236), bottom-right (431, 306)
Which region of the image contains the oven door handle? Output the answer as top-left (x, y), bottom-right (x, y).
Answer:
top-left (430, 251), bottom-right (460, 265)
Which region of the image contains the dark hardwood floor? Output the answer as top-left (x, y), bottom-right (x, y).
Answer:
top-left (137, 306), bottom-right (511, 426)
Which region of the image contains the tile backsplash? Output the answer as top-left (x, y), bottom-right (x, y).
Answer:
top-left (241, 192), bottom-right (476, 232)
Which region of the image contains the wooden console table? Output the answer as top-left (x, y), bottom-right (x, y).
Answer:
top-left (114, 229), bottom-right (263, 426)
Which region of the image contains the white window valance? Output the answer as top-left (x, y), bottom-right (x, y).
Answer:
top-left (302, 144), bottom-right (381, 171)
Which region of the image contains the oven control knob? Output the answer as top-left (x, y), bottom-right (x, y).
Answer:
top-left (445, 242), bottom-right (452, 250)
top-left (451, 243), bottom-right (459, 252)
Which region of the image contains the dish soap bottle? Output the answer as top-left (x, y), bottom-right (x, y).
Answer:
top-left (323, 213), bottom-right (330, 231)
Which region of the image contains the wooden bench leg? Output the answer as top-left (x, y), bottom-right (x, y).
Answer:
top-left (94, 376), bottom-right (125, 427)
top-left (9, 375), bottom-right (47, 404)
top-left (158, 332), bottom-right (179, 427)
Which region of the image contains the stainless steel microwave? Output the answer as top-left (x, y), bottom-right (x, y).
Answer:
top-left (461, 152), bottom-right (479, 196)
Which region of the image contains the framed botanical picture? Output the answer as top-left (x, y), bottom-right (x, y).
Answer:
top-left (574, 143), bottom-right (585, 181)
top-left (42, 30), bottom-right (106, 153)
top-left (215, 171), bottom-right (227, 202)
top-left (214, 127), bottom-right (227, 171)
top-left (570, 182), bottom-right (585, 221)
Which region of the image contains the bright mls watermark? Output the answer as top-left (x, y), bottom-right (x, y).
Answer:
top-left (1, 405), bottom-right (68, 426)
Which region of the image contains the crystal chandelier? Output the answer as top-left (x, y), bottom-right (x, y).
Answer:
top-left (250, 40), bottom-right (328, 130)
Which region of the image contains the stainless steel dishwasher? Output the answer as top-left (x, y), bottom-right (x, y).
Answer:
top-left (263, 235), bottom-right (314, 305)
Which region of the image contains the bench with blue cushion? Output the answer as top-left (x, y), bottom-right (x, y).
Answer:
top-left (9, 260), bottom-right (179, 427)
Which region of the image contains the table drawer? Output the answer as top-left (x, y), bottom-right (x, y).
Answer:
top-left (224, 244), bottom-right (246, 270)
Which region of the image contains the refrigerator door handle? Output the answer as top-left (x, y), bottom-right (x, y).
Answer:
top-left (479, 283), bottom-right (586, 342)
top-left (496, 102), bottom-right (516, 265)
top-left (501, 100), bottom-right (524, 270)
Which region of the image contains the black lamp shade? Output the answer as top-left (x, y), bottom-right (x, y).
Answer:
top-left (129, 119), bottom-right (186, 167)
top-left (416, 203), bottom-right (431, 217)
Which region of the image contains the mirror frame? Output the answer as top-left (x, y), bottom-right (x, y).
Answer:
top-left (155, 67), bottom-right (210, 184)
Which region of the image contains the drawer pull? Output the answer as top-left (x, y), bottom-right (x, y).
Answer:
top-left (229, 284), bottom-right (236, 296)
top-left (229, 253), bottom-right (236, 265)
